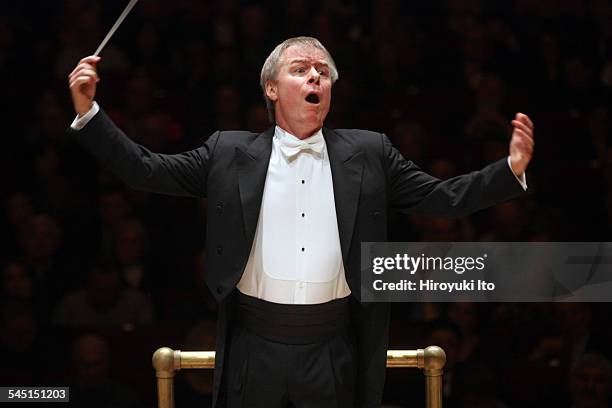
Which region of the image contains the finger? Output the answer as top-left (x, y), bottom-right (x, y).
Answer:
top-left (70, 68), bottom-right (99, 83)
top-left (70, 76), bottom-right (97, 90)
top-left (515, 112), bottom-right (534, 130)
top-left (69, 78), bottom-right (92, 90)
top-left (78, 56), bottom-right (101, 66)
top-left (513, 139), bottom-right (533, 156)
top-left (512, 128), bottom-right (534, 143)
top-left (69, 58), bottom-right (100, 79)
top-left (513, 129), bottom-right (534, 147)
top-left (69, 70), bottom-right (98, 86)
top-left (69, 65), bottom-right (81, 79)
top-left (512, 120), bottom-right (533, 138)
top-left (69, 62), bottom-right (98, 79)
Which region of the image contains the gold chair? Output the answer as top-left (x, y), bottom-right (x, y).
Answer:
top-left (153, 346), bottom-right (446, 408)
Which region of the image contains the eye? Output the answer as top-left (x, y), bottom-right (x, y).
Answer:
top-left (318, 68), bottom-right (329, 76)
top-left (294, 66), bottom-right (306, 73)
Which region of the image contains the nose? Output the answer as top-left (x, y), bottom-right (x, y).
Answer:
top-left (308, 67), bottom-right (320, 84)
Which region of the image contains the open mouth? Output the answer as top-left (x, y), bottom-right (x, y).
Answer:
top-left (305, 93), bottom-right (320, 104)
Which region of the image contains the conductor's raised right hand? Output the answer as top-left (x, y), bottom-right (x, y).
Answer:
top-left (69, 56), bottom-right (101, 117)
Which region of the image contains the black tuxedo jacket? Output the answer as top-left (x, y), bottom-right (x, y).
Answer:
top-left (72, 109), bottom-right (525, 407)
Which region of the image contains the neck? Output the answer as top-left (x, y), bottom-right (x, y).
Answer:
top-left (275, 119), bottom-right (321, 140)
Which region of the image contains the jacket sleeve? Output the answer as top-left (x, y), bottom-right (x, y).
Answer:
top-left (69, 108), bottom-right (219, 198)
top-left (383, 134), bottom-right (525, 217)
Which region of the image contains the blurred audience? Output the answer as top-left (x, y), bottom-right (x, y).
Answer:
top-left (68, 334), bottom-right (141, 408)
top-left (447, 302), bottom-right (483, 363)
top-left (0, 304), bottom-right (44, 384)
top-left (529, 303), bottom-right (610, 371)
top-left (53, 262), bottom-right (155, 327)
top-left (1, 0), bottom-right (611, 405)
top-left (567, 353), bottom-right (612, 408)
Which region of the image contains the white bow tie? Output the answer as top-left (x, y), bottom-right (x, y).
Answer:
top-left (277, 131), bottom-right (325, 160)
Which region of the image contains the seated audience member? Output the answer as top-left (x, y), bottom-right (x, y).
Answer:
top-left (447, 302), bottom-right (483, 363)
top-left (1, 260), bottom-right (35, 305)
top-left (96, 187), bottom-right (133, 258)
top-left (17, 213), bottom-right (72, 308)
top-left (1, 192), bottom-right (34, 259)
top-left (567, 353), bottom-right (611, 408)
top-left (0, 259), bottom-right (50, 321)
top-left (0, 304), bottom-right (42, 384)
top-left (114, 219), bottom-right (152, 291)
top-left (530, 303), bottom-right (607, 369)
top-left (68, 334), bottom-right (141, 408)
top-left (53, 262), bottom-right (155, 327)
top-left (455, 362), bottom-right (508, 408)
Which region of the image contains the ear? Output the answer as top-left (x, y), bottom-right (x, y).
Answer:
top-left (265, 80), bottom-right (278, 102)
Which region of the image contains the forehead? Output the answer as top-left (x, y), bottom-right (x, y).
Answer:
top-left (280, 45), bottom-right (328, 64)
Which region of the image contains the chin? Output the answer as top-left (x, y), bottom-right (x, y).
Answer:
top-left (309, 119), bottom-right (324, 131)
top-left (301, 114), bottom-right (322, 126)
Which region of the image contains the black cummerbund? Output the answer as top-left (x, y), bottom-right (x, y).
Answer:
top-left (235, 291), bottom-right (351, 345)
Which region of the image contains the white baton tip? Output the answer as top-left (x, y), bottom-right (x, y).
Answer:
top-left (94, 0), bottom-right (140, 56)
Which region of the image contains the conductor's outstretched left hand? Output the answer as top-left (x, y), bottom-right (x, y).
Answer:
top-left (509, 112), bottom-right (535, 177)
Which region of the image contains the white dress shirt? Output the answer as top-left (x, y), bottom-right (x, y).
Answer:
top-left (236, 126), bottom-right (351, 304)
top-left (71, 102), bottom-right (100, 130)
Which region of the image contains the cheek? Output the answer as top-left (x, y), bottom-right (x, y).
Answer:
top-left (323, 91), bottom-right (332, 111)
top-left (323, 86), bottom-right (332, 103)
top-left (278, 78), bottom-right (301, 96)
top-left (278, 87), bottom-right (300, 107)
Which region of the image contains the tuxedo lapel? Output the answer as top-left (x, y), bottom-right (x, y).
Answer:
top-left (324, 128), bottom-right (364, 264)
top-left (236, 127), bottom-right (274, 249)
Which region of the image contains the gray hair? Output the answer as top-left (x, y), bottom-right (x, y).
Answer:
top-left (260, 36), bottom-right (339, 123)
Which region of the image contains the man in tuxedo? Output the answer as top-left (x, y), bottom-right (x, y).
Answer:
top-left (68, 37), bottom-right (534, 408)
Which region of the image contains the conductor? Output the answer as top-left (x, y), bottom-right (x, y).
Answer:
top-left (68, 36), bottom-right (534, 408)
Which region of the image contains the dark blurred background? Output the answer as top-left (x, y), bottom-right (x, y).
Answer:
top-left (1, 0), bottom-right (611, 407)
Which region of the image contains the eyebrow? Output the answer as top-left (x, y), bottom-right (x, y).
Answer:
top-left (288, 58), bottom-right (329, 66)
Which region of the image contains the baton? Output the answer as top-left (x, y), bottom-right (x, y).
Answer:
top-left (94, 0), bottom-right (139, 56)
